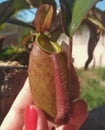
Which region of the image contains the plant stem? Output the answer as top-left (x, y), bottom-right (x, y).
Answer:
top-left (67, 37), bottom-right (73, 102)
top-left (67, 37), bottom-right (72, 71)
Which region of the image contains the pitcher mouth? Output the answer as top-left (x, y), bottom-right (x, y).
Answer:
top-left (35, 33), bottom-right (62, 54)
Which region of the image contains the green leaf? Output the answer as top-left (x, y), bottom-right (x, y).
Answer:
top-left (0, 0), bottom-right (32, 25)
top-left (60, 0), bottom-right (99, 36)
top-left (88, 17), bottom-right (105, 31)
top-left (59, 0), bottom-right (72, 36)
top-left (0, 1), bottom-right (15, 24)
top-left (87, 9), bottom-right (105, 31)
top-left (13, 0), bottom-right (30, 11)
top-left (7, 18), bottom-right (35, 30)
top-left (0, 46), bottom-right (24, 60)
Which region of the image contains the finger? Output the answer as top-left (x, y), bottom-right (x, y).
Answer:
top-left (24, 105), bottom-right (49, 130)
top-left (70, 99), bottom-right (89, 126)
top-left (62, 99), bottom-right (89, 130)
top-left (0, 78), bottom-right (33, 130)
top-left (43, 100), bottom-right (88, 130)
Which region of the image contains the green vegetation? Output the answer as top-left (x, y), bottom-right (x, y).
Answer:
top-left (0, 46), bottom-right (25, 61)
top-left (78, 67), bottom-right (105, 111)
top-left (17, 28), bottom-right (31, 44)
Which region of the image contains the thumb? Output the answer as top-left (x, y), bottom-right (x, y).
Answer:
top-left (24, 105), bottom-right (49, 130)
top-left (70, 99), bottom-right (89, 126)
top-left (62, 99), bottom-right (88, 130)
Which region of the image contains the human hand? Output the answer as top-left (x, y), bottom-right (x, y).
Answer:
top-left (0, 78), bottom-right (88, 130)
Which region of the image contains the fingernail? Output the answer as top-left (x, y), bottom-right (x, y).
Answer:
top-left (24, 105), bottom-right (37, 130)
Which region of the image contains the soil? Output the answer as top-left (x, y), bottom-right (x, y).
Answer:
top-left (0, 67), bottom-right (28, 124)
top-left (0, 43), bottom-right (29, 124)
top-left (0, 60), bottom-right (28, 124)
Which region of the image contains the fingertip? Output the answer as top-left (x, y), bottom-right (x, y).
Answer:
top-left (72, 99), bottom-right (88, 115)
top-left (70, 99), bottom-right (89, 126)
top-left (35, 106), bottom-right (49, 130)
top-left (62, 100), bottom-right (89, 130)
top-left (24, 105), bottom-right (37, 130)
top-left (24, 105), bottom-right (49, 130)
